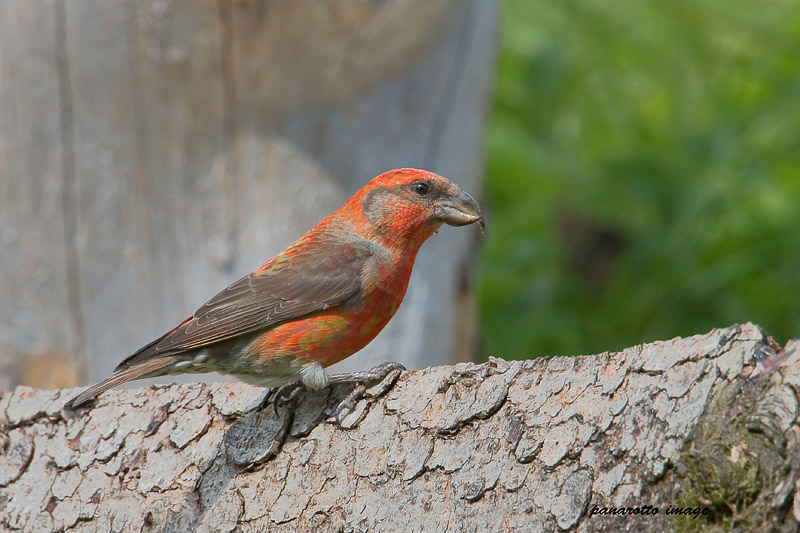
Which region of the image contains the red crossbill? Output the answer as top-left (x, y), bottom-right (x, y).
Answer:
top-left (66, 169), bottom-right (483, 415)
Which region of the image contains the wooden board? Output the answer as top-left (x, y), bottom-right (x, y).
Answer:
top-left (0, 0), bottom-right (497, 389)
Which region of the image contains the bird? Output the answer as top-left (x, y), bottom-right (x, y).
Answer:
top-left (65, 168), bottom-right (484, 416)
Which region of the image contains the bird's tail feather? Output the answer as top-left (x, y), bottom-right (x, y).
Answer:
top-left (65, 356), bottom-right (181, 409)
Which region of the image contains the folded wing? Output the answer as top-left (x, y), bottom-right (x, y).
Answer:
top-left (115, 235), bottom-right (372, 371)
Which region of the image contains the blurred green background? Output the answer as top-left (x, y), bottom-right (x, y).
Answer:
top-left (479, 0), bottom-right (800, 359)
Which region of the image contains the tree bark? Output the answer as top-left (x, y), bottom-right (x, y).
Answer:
top-left (1, 323), bottom-right (799, 532)
top-left (0, 0), bottom-right (496, 390)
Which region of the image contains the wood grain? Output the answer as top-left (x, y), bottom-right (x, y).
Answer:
top-left (0, 0), bottom-right (497, 387)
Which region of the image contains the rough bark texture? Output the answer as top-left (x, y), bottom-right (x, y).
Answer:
top-left (2, 323), bottom-right (800, 532)
top-left (0, 0), bottom-right (496, 390)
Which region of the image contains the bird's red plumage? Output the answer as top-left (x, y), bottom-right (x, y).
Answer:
top-left (67, 168), bottom-right (482, 408)
top-left (244, 169), bottom-right (437, 367)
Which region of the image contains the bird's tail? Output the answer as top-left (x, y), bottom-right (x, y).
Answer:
top-left (65, 356), bottom-right (181, 410)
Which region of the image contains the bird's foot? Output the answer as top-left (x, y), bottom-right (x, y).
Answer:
top-left (328, 361), bottom-right (406, 426)
top-left (263, 381), bottom-right (305, 415)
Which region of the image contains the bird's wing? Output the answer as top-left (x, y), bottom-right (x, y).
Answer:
top-left (115, 235), bottom-right (373, 371)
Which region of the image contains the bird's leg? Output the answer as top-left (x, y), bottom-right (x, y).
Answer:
top-left (327, 361), bottom-right (406, 425)
top-left (327, 361), bottom-right (407, 385)
top-left (259, 361), bottom-right (333, 415)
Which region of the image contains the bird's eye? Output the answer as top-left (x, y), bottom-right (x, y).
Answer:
top-left (413, 182), bottom-right (429, 196)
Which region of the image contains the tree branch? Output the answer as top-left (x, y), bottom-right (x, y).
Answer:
top-left (1, 323), bottom-right (798, 531)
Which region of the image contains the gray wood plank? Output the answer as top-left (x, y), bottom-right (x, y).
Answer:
top-left (64, 0), bottom-right (159, 380)
top-left (0, 0), bottom-right (74, 376)
top-left (0, 0), bottom-right (497, 390)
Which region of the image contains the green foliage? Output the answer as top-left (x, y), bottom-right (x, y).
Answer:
top-left (480, 0), bottom-right (800, 358)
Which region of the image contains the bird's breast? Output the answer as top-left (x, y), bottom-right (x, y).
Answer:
top-left (245, 253), bottom-right (414, 368)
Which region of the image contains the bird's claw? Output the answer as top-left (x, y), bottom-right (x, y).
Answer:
top-left (334, 383), bottom-right (367, 425)
top-left (330, 361), bottom-right (406, 426)
top-left (264, 381), bottom-right (305, 415)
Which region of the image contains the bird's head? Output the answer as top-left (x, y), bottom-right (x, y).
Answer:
top-left (340, 168), bottom-right (484, 248)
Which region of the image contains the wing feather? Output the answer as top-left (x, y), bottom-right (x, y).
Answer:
top-left (116, 236), bottom-right (373, 370)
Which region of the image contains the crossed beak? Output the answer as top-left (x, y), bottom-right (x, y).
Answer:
top-left (435, 189), bottom-right (485, 231)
